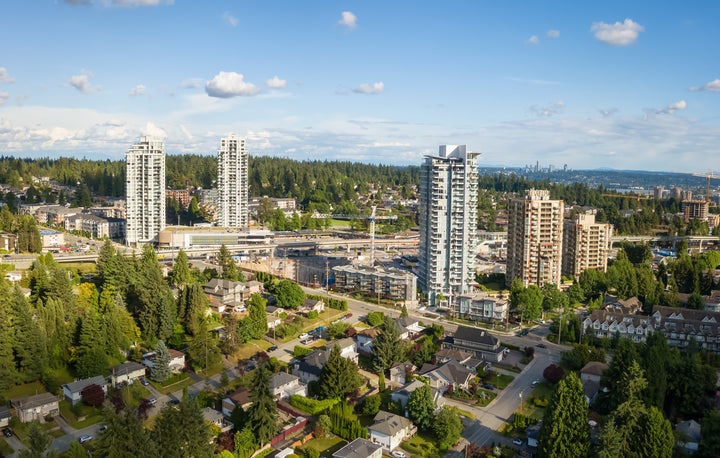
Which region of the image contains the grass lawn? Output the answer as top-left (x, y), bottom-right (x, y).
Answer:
top-left (516, 382), bottom-right (554, 420)
top-left (2, 381), bottom-right (47, 399)
top-left (454, 407), bottom-right (476, 420)
top-left (234, 339), bottom-right (271, 360)
top-left (329, 219), bottom-right (352, 228)
top-left (196, 362), bottom-right (225, 378)
top-left (301, 435), bottom-right (346, 455)
top-left (487, 373), bottom-right (515, 389)
top-left (59, 400), bottom-right (103, 429)
top-left (0, 438), bottom-right (14, 456)
top-left (151, 373), bottom-right (192, 395)
top-left (402, 431), bottom-right (442, 458)
top-left (474, 389), bottom-right (497, 407)
top-left (13, 419), bottom-right (62, 445)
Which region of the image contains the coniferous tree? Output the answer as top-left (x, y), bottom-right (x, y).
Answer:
top-left (234, 427), bottom-right (257, 458)
top-left (218, 244), bottom-right (242, 281)
top-left (17, 420), bottom-right (57, 458)
top-left (318, 345), bottom-right (364, 400)
top-left (246, 363), bottom-right (278, 446)
top-left (64, 440), bottom-right (90, 458)
top-left (373, 315), bottom-right (404, 372)
top-left (152, 399), bottom-right (214, 458)
top-left (150, 340), bottom-right (171, 383)
top-left (246, 293), bottom-right (268, 340)
top-left (11, 288), bottom-right (47, 382)
top-left (170, 249), bottom-right (191, 288)
top-left (538, 372), bottom-right (590, 458)
top-left (96, 408), bottom-right (156, 458)
top-left (0, 280), bottom-right (18, 388)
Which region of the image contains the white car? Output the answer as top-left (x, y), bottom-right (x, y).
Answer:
top-left (299, 333), bottom-right (310, 341)
top-left (512, 438), bottom-right (523, 446)
top-left (391, 451), bottom-right (406, 458)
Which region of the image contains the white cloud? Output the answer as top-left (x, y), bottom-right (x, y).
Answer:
top-left (598, 108), bottom-right (618, 117)
top-left (650, 100), bottom-right (687, 115)
top-left (339, 11), bottom-right (357, 29)
top-left (0, 92), bottom-right (9, 106)
top-left (546, 29), bottom-right (560, 38)
top-left (205, 72), bottom-right (260, 98)
top-left (222, 12), bottom-right (238, 27)
top-left (69, 71), bottom-right (98, 93)
top-left (591, 18), bottom-right (644, 46)
top-left (143, 122), bottom-right (167, 139)
top-left (129, 84), bottom-right (146, 96)
top-left (180, 78), bottom-right (203, 89)
top-left (266, 76), bottom-right (287, 89)
top-left (530, 101), bottom-right (565, 117)
top-left (690, 78), bottom-right (720, 92)
top-left (353, 82), bottom-right (384, 95)
top-left (526, 35), bottom-right (540, 45)
top-left (0, 68), bottom-right (15, 83)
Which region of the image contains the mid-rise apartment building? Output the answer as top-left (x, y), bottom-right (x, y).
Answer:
top-left (125, 136), bottom-right (165, 245)
top-left (562, 213), bottom-right (613, 279)
top-left (506, 189), bottom-right (563, 287)
top-left (333, 264), bottom-right (418, 305)
top-left (418, 145), bottom-right (478, 307)
top-left (217, 134), bottom-right (249, 228)
top-left (682, 200), bottom-right (709, 222)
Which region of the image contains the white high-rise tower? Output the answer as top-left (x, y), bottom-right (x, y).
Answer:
top-left (125, 136), bottom-right (166, 245)
top-left (217, 134), bottom-right (249, 228)
top-left (418, 145), bottom-right (479, 308)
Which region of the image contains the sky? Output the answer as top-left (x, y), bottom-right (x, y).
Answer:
top-left (1, 1), bottom-right (720, 172)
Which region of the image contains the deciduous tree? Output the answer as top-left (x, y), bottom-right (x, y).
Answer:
top-left (406, 384), bottom-right (435, 431)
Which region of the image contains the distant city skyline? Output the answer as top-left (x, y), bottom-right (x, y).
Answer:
top-left (1, 1), bottom-right (720, 172)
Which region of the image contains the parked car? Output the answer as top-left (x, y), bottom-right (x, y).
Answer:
top-left (268, 345), bottom-right (278, 352)
top-left (518, 329), bottom-right (529, 336)
top-left (512, 438), bottom-right (523, 446)
top-left (536, 343), bottom-right (547, 349)
top-left (532, 379), bottom-right (541, 386)
top-left (482, 383), bottom-right (495, 390)
top-left (2, 428), bottom-right (13, 438)
top-left (391, 451), bottom-right (406, 458)
top-left (98, 425), bottom-right (108, 432)
top-left (79, 435), bottom-right (93, 444)
top-left (140, 378), bottom-right (150, 386)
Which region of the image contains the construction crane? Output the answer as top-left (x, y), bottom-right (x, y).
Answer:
top-left (369, 205), bottom-right (377, 266)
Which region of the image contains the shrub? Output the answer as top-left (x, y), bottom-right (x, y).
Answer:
top-left (293, 346), bottom-right (314, 358)
top-left (289, 395), bottom-right (339, 415)
top-left (542, 364), bottom-right (565, 384)
top-left (307, 310), bottom-right (319, 319)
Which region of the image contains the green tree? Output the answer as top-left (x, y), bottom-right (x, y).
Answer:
top-left (538, 372), bottom-right (589, 458)
top-left (373, 316), bottom-right (404, 372)
top-left (272, 280), bottom-right (305, 309)
top-left (150, 340), bottom-right (171, 383)
top-left (233, 427), bottom-right (257, 458)
top-left (406, 384), bottom-right (435, 431)
top-left (217, 244), bottom-right (243, 281)
top-left (170, 249), bottom-right (191, 288)
top-left (318, 345), bottom-right (364, 400)
top-left (366, 311), bottom-right (385, 327)
top-left (246, 293), bottom-right (268, 340)
top-left (0, 281), bottom-right (19, 388)
top-left (152, 399), bottom-right (214, 458)
top-left (699, 411), bottom-right (720, 458)
top-left (518, 285), bottom-right (543, 322)
top-left (597, 419), bottom-right (622, 458)
top-left (433, 407), bottom-right (463, 449)
top-left (64, 440), bottom-right (90, 458)
top-left (95, 408), bottom-right (156, 458)
top-left (247, 363), bottom-right (278, 446)
top-left (17, 420), bottom-right (58, 458)
top-left (11, 289), bottom-right (47, 382)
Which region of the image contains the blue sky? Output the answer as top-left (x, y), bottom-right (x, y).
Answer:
top-left (1, 1), bottom-right (719, 172)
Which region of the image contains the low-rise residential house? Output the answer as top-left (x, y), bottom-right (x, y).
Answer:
top-left (390, 379), bottom-right (445, 413)
top-left (142, 349), bottom-right (186, 374)
top-left (454, 292), bottom-right (509, 322)
top-left (434, 348), bottom-right (473, 365)
top-left (368, 411), bottom-right (416, 451)
top-left (580, 361), bottom-right (608, 404)
top-left (292, 349), bottom-right (328, 384)
top-left (420, 360), bottom-right (474, 394)
top-left (203, 407), bottom-right (233, 433)
top-left (301, 298), bottom-right (325, 315)
top-left (526, 423), bottom-right (542, 448)
top-left (395, 317), bottom-right (425, 339)
top-left (356, 328), bottom-right (380, 355)
top-left (63, 375), bottom-right (108, 406)
top-left (332, 438), bottom-right (383, 458)
top-left (603, 296), bottom-right (643, 315)
top-left (270, 372), bottom-right (307, 399)
top-left (11, 393), bottom-right (60, 423)
top-left (110, 361), bottom-right (146, 387)
top-left (444, 326), bottom-right (504, 362)
top-left (267, 315), bottom-right (282, 329)
top-left (204, 278), bottom-right (245, 314)
top-left (242, 281), bottom-right (264, 302)
top-left (389, 362), bottom-right (415, 385)
top-left (0, 406), bottom-right (11, 428)
top-left (222, 387), bottom-right (252, 417)
top-left (676, 419), bottom-right (702, 454)
top-left (332, 337), bottom-right (359, 364)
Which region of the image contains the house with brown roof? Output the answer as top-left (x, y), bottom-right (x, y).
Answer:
top-left (222, 387), bottom-right (252, 417)
top-left (580, 361), bottom-right (608, 404)
top-left (356, 328), bottom-right (380, 355)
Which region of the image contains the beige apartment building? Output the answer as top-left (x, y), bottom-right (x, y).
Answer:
top-left (562, 213), bottom-right (613, 279)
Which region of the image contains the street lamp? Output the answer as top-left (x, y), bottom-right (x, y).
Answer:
top-left (519, 391), bottom-right (523, 412)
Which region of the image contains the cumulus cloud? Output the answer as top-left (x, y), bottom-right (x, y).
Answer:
top-left (591, 18), bottom-right (644, 46)
top-left (0, 92), bottom-right (9, 106)
top-left (143, 122), bottom-right (167, 139)
top-left (266, 76), bottom-right (287, 89)
top-left (526, 35), bottom-right (540, 45)
top-left (353, 82), bottom-right (384, 95)
top-left (690, 78), bottom-right (720, 92)
top-left (205, 71), bottom-right (260, 98)
top-left (530, 101), bottom-right (565, 117)
top-left (650, 100), bottom-right (687, 115)
top-left (222, 11), bottom-right (238, 26)
top-left (546, 29), bottom-right (560, 38)
top-left (0, 68), bottom-right (14, 84)
top-left (339, 11), bottom-right (357, 29)
top-left (69, 71), bottom-right (98, 93)
top-left (129, 84), bottom-right (146, 96)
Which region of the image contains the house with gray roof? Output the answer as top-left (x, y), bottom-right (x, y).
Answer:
top-left (390, 379), bottom-right (445, 413)
top-left (110, 361), bottom-right (147, 387)
top-left (333, 438), bottom-right (382, 458)
top-left (11, 393), bottom-right (59, 423)
top-left (445, 326), bottom-right (504, 362)
top-left (0, 406), bottom-right (11, 428)
top-left (368, 410), bottom-right (416, 451)
top-left (270, 372), bottom-right (306, 399)
top-left (421, 360), bottom-right (474, 394)
top-left (63, 375), bottom-right (108, 406)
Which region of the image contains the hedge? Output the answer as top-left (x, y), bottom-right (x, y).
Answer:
top-left (289, 395), bottom-right (340, 415)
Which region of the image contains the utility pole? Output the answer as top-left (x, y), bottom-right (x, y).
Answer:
top-left (325, 260), bottom-right (330, 291)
